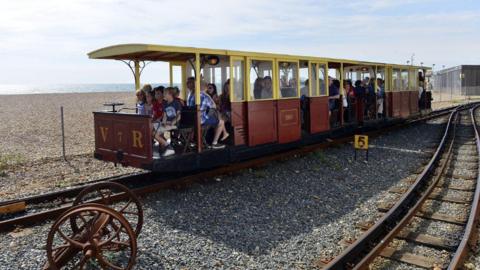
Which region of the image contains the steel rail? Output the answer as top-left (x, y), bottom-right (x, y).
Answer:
top-left (0, 171), bottom-right (153, 207)
top-left (448, 104), bottom-right (480, 269)
top-left (324, 106), bottom-right (462, 269)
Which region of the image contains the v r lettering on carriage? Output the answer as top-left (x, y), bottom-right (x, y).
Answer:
top-left (100, 127), bottom-right (109, 142)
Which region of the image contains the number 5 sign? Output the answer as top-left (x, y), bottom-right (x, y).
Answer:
top-left (354, 135), bottom-right (369, 150)
top-left (354, 135), bottom-right (369, 161)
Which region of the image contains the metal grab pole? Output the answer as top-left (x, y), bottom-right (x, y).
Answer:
top-left (61, 106), bottom-right (66, 161)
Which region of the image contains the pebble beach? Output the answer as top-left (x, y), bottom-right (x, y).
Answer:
top-left (0, 92), bottom-right (142, 200)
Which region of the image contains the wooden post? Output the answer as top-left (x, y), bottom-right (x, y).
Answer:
top-left (60, 106), bottom-right (66, 161)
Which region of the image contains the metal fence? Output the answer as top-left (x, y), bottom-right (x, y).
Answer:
top-left (432, 65), bottom-right (480, 96)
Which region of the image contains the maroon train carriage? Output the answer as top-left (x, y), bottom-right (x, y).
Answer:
top-left (88, 44), bottom-right (431, 172)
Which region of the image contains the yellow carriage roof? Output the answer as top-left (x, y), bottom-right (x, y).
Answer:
top-left (88, 43), bottom-right (428, 69)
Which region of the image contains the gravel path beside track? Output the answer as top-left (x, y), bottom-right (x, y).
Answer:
top-left (0, 117), bottom-right (448, 269)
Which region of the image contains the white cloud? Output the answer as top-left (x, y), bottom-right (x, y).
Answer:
top-left (0, 0), bottom-right (479, 85)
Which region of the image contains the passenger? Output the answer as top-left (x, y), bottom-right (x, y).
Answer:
top-left (262, 76), bottom-right (273, 99)
top-left (206, 83), bottom-right (220, 105)
top-left (344, 80), bottom-right (355, 122)
top-left (253, 77), bottom-right (264, 99)
top-left (136, 89), bottom-right (147, 115)
top-left (219, 79), bottom-right (232, 124)
top-left (162, 87), bottom-right (182, 128)
top-left (186, 77), bottom-right (196, 106)
top-left (354, 80), bottom-right (365, 123)
top-left (200, 83), bottom-right (228, 148)
top-left (376, 78), bottom-right (385, 118)
top-left (363, 77), bottom-right (375, 118)
top-left (151, 90), bottom-right (163, 122)
top-left (173, 87), bottom-right (186, 106)
top-left (345, 80), bottom-right (355, 98)
top-left (154, 86), bottom-right (165, 104)
top-left (328, 77), bottom-right (340, 111)
top-left (152, 87), bottom-right (179, 157)
top-left (141, 84), bottom-right (153, 93)
top-left (319, 79), bottom-right (326, 95)
top-left (144, 90), bottom-right (155, 116)
top-left (300, 79), bottom-right (309, 97)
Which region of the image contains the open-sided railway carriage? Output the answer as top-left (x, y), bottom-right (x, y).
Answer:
top-left (89, 44), bottom-right (431, 172)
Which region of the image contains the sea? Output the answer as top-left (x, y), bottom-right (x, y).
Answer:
top-left (0, 83), bottom-right (169, 95)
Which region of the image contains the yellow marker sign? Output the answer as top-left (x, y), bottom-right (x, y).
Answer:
top-left (354, 135), bottom-right (369, 150)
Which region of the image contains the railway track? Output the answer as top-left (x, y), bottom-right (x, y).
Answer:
top-left (321, 105), bottom-right (480, 269)
top-left (0, 105), bottom-right (470, 233)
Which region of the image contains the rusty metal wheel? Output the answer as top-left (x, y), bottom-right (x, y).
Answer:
top-left (71, 182), bottom-right (143, 237)
top-left (46, 203), bottom-right (137, 270)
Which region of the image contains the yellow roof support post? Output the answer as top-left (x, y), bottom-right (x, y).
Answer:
top-left (340, 62), bottom-right (344, 126)
top-left (134, 60), bottom-right (140, 90)
top-left (307, 61), bottom-right (313, 97)
top-left (195, 52), bottom-right (202, 153)
top-left (169, 62), bottom-right (174, 87)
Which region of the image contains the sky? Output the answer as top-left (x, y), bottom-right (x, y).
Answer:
top-left (0, 0), bottom-right (479, 85)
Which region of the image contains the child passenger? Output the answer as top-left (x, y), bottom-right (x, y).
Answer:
top-left (173, 87), bottom-right (186, 106)
top-left (153, 87), bottom-right (180, 157)
top-left (136, 89), bottom-right (147, 115)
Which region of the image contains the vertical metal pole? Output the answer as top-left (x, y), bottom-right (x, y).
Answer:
top-left (134, 60), bottom-right (140, 90)
top-left (61, 106), bottom-right (66, 161)
top-left (195, 53), bottom-right (203, 153)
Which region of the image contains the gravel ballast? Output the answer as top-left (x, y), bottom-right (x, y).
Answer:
top-left (0, 117), bottom-right (448, 269)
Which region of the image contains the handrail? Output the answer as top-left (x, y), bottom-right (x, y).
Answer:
top-left (324, 105), bottom-right (462, 269)
top-left (448, 104), bottom-right (480, 269)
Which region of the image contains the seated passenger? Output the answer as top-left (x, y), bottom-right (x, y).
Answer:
top-left (261, 76), bottom-right (273, 99)
top-left (253, 77), bottom-right (264, 99)
top-left (200, 83), bottom-right (228, 149)
top-left (186, 77), bottom-right (196, 106)
top-left (144, 90), bottom-right (155, 116)
top-left (219, 79), bottom-right (232, 124)
top-left (154, 86), bottom-right (165, 104)
top-left (136, 89), bottom-right (147, 115)
top-left (207, 83), bottom-right (220, 105)
top-left (142, 84), bottom-right (153, 93)
top-left (153, 86), bottom-right (165, 118)
top-left (154, 87), bottom-right (182, 157)
top-left (160, 87), bottom-right (182, 130)
top-left (173, 87), bottom-right (186, 106)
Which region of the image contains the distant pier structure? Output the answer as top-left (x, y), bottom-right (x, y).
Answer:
top-left (432, 65), bottom-right (480, 96)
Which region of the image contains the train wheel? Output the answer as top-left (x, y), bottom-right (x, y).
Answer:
top-left (71, 182), bottom-right (143, 237)
top-left (46, 203), bottom-right (137, 270)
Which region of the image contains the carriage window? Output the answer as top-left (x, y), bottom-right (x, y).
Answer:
top-left (310, 63), bottom-right (318, 96)
top-left (250, 59), bottom-right (273, 100)
top-left (401, 69), bottom-right (409, 90)
top-left (318, 64), bottom-right (327, 96)
top-left (278, 61), bottom-right (298, 98)
top-left (299, 63), bottom-right (309, 97)
top-left (171, 65), bottom-right (184, 98)
top-left (232, 59), bottom-right (245, 101)
top-left (393, 69), bottom-right (400, 91)
top-left (200, 55), bottom-right (230, 100)
top-left (409, 69), bottom-right (418, 91)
